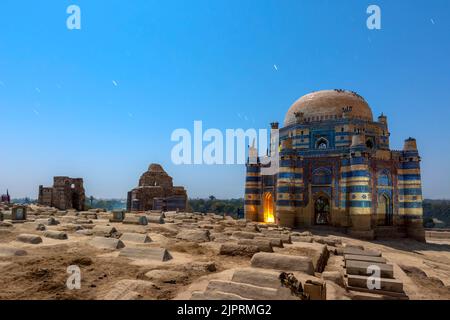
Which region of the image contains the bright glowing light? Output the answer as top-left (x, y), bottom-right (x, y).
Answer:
top-left (264, 192), bottom-right (275, 223)
top-left (266, 211), bottom-right (275, 223)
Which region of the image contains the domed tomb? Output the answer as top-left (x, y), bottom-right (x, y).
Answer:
top-left (127, 164), bottom-right (187, 212)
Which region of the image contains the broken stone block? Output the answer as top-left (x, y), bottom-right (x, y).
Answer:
top-left (304, 280), bottom-right (327, 300)
top-left (92, 225), bottom-right (119, 237)
top-left (296, 231), bottom-right (313, 237)
top-left (231, 268), bottom-right (282, 289)
top-left (57, 223), bottom-right (83, 232)
top-left (237, 239), bottom-right (273, 252)
top-left (176, 229), bottom-right (210, 242)
top-left (210, 232), bottom-right (229, 243)
top-left (0, 246), bottom-right (27, 257)
top-left (75, 219), bottom-right (93, 225)
top-left (290, 242), bottom-right (329, 273)
top-left (254, 236), bottom-right (284, 248)
top-left (119, 247), bottom-right (173, 261)
top-left (206, 280), bottom-right (279, 300)
top-left (2, 211), bottom-right (12, 220)
top-left (344, 254), bottom-right (387, 265)
top-left (0, 221), bottom-right (13, 228)
top-left (347, 275), bottom-right (404, 293)
top-left (259, 234), bottom-right (291, 244)
top-left (76, 229), bottom-right (93, 236)
top-left (219, 244), bottom-right (260, 257)
top-left (231, 231), bottom-right (260, 239)
top-left (89, 237), bottom-right (125, 250)
top-left (103, 280), bottom-right (157, 300)
top-left (35, 217), bottom-right (59, 226)
top-left (120, 232), bottom-right (152, 243)
top-left (146, 216), bottom-right (165, 224)
top-left (344, 244), bottom-right (364, 250)
top-left (16, 234), bottom-right (42, 244)
top-left (191, 290), bottom-right (249, 300)
top-left (291, 236), bottom-right (313, 243)
top-left (144, 270), bottom-right (187, 283)
top-left (346, 260), bottom-right (394, 279)
top-left (123, 215), bottom-right (148, 225)
top-left (314, 236), bottom-right (342, 246)
top-left (198, 223), bottom-right (215, 230)
top-left (44, 230), bottom-right (68, 240)
top-left (181, 261), bottom-right (217, 273)
top-left (322, 271), bottom-right (345, 287)
top-left (251, 253), bottom-right (315, 275)
top-left (343, 247), bottom-right (381, 257)
top-left (36, 223), bottom-right (46, 231)
top-left (278, 234), bottom-right (292, 244)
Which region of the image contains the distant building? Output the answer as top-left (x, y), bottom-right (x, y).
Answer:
top-left (245, 89), bottom-right (425, 241)
top-left (38, 177), bottom-right (86, 211)
top-left (127, 164), bottom-right (187, 212)
top-left (1, 190), bottom-right (10, 203)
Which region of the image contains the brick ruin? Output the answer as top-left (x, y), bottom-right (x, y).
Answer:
top-left (38, 177), bottom-right (86, 211)
top-left (127, 164), bottom-right (187, 212)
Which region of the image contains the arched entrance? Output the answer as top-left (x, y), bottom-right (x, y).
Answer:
top-left (263, 192), bottom-right (275, 223)
top-left (314, 196), bottom-right (330, 225)
top-left (377, 194), bottom-right (393, 226)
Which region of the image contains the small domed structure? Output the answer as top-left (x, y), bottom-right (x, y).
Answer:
top-left (148, 163), bottom-right (165, 172)
top-left (127, 164), bottom-right (187, 212)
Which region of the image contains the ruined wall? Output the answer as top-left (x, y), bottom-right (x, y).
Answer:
top-left (38, 177), bottom-right (85, 211)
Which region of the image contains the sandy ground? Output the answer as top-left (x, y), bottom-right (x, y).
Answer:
top-left (0, 216), bottom-right (449, 300)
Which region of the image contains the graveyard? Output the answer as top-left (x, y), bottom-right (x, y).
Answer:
top-left (0, 202), bottom-right (449, 300)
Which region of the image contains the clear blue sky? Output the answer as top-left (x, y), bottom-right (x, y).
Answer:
top-left (1, 0), bottom-right (449, 199)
